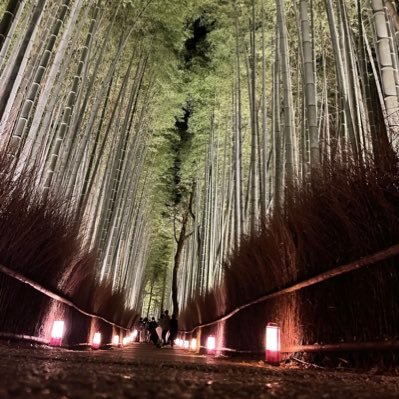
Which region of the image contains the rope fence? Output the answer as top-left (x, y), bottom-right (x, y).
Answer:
top-left (0, 263), bottom-right (130, 331)
top-left (1, 243), bottom-right (399, 352)
top-left (180, 243), bottom-right (399, 353)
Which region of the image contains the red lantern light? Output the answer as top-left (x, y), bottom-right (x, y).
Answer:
top-left (265, 323), bottom-right (280, 364)
top-left (113, 335), bottom-right (120, 346)
top-left (92, 332), bottom-right (101, 349)
top-left (206, 335), bottom-right (216, 355)
top-left (190, 338), bottom-right (197, 351)
top-left (50, 320), bottom-right (64, 346)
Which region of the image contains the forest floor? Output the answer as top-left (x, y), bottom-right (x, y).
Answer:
top-left (0, 342), bottom-right (398, 398)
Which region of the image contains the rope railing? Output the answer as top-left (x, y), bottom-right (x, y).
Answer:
top-left (0, 332), bottom-right (48, 344)
top-left (2, 244), bottom-right (399, 351)
top-left (284, 340), bottom-right (399, 353)
top-left (0, 263), bottom-right (130, 331)
top-left (181, 243), bottom-right (399, 335)
top-left (191, 340), bottom-right (399, 354)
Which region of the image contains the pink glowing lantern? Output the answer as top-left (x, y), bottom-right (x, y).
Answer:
top-left (132, 329), bottom-right (138, 340)
top-left (50, 320), bottom-right (64, 346)
top-left (122, 336), bottom-right (129, 346)
top-left (183, 340), bottom-right (189, 349)
top-left (265, 323), bottom-right (281, 364)
top-left (190, 338), bottom-right (197, 351)
top-left (206, 335), bottom-right (216, 355)
top-left (92, 332), bottom-right (102, 349)
top-left (113, 335), bottom-right (120, 346)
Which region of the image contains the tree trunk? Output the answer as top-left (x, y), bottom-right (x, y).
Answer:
top-left (8, 0), bottom-right (71, 157)
top-left (172, 183), bottom-right (195, 316)
top-left (371, 0), bottom-right (399, 149)
top-left (300, 0), bottom-right (319, 168)
top-left (276, 0), bottom-right (295, 189)
top-left (249, 0), bottom-right (258, 234)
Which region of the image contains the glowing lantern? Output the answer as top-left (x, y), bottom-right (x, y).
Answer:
top-left (183, 340), bottom-right (189, 349)
top-left (122, 336), bottom-right (129, 346)
top-left (92, 332), bottom-right (102, 349)
top-left (190, 338), bottom-right (197, 351)
top-left (132, 329), bottom-right (138, 340)
top-left (50, 320), bottom-right (64, 346)
top-left (206, 335), bottom-right (216, 355)
top-left (113, 335), bottom-right (120, 345)
top-left (265, 323), bottom-right (280, 364)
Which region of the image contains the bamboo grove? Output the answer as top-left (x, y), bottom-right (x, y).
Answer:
top-left (168, 0), bottom-right (399, 316)
top-left (0, 0), bottom-right (193, 314)
top-left (0, 0), bottom-right (399, 321)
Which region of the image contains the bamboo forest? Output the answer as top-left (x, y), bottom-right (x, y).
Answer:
top-left (2, 0), bottom-right (399, 378)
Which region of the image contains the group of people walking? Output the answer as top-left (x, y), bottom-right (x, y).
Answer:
top-left (137, 310), bottom-right (178, 348)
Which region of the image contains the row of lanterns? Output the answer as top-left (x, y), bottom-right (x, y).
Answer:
top-left (50, 320), bottom-right (139, 349)
top-left (50, 320), bottom-right (281, 364)
top-left (174, 335), bottom-right (216, 355)
top-left (175, 322), bottom-right (281, 364)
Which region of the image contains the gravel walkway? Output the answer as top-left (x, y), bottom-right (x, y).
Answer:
top-left (0, 342), bottom-right (398, 398)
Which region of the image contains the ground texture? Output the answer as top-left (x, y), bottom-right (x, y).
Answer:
top-left (0, 342), bottom-right (398, 398)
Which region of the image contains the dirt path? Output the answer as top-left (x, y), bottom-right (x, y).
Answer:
top-left (0, 342), bottom-right (398, 398)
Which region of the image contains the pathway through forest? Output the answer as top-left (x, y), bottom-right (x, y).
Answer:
top-left (0, 342), bottom-right (398, 398)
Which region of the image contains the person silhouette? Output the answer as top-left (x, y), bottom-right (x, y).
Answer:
top-left (148, 317), bottom-right (161, 348)
top-left (161, 310), bottom-right (171, 345)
